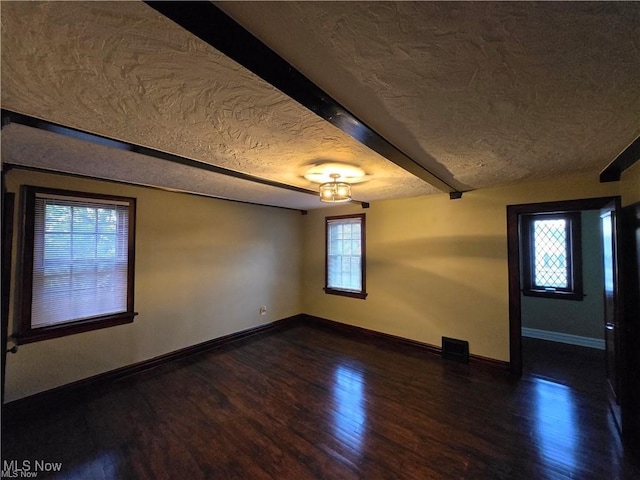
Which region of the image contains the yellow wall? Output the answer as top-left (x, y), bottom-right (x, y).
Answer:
top-left (621, 160), bottom-right (640, 206)
top-left (302, 173), bottom-right (619, 362)
top-left (4, 163), bottom-right (635, 401)
top-left (4, 169), bottom-right (303, 402)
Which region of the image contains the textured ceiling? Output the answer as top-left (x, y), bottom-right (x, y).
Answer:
top-left (218, 1), bottom-right (640, 190)
top-left (2, 1), bottom-right (639, 209)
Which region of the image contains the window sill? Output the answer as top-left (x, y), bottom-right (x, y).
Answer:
top-left (324, 287), bottom-right (368, 300)
top-left (16, 312), bottom-right (138, 345)
top-left (522, 290), bottom-right (584, 301)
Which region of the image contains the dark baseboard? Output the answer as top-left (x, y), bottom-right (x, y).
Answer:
top-left (2, 314), bottom-right (302, 422)
top-left (302, 314), bottom-right (510, 372)
top-left (3, 312), bottom-right (510, 422)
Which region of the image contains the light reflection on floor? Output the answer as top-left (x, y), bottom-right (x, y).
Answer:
top-left (533, 378), bottom-right (578, 473)
top-left (332, 365), bottom-right (366, 454)
top-left (57, 452), bottom-right (118, 479)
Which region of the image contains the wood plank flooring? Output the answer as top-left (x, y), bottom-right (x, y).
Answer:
top-left (2, 324), bottom-right (639, 479)
top-left (522, 336), bottom-right (607, 397)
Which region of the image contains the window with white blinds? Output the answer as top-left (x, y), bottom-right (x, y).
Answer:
top-left (325, 214), bottom-right (367, 299)
top-left (19, 187), bottom-right (136, 343)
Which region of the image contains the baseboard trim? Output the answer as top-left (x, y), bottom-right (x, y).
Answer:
top-left (303, 314), bottom-right (510, 372)
top-left (4, 312), bottom-right (512, 419)
top-left (522, 327), bottom-right (605, 350)
top-left (3, 315), bottom-right (302, 420)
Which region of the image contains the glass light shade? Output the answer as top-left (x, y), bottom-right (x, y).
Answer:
top-left (319, 180), bottom-right (352, 203)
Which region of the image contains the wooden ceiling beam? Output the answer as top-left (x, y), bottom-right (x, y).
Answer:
top-left (144, 1), bottom-right (462, 198)
top-left (600, 135), bottom-right (640, 183)
top-left (1, 109), bottom-right (317, 197)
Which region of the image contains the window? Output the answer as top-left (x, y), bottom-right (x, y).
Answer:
top-left (325, 214), bottom-right (367, 299)
top-left (18, 186), bottom-right (137, 343)
top-left (521, 212), bottom-right (583, 300)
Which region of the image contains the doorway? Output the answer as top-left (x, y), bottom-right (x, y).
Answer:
top-left (507, 196), bottom-right (629, 433)
top-left (519, 208), bottom-right (606, 392)
top-left (507, 197), bottom-right (619, 372)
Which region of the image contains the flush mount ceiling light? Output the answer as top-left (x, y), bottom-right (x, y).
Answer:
top-left (319, 174), bottom-right (352, 203)
top-left (303, 163), bottom-right (368, 184)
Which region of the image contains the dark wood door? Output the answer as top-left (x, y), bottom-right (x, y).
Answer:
top-left (621, 201), bottom-right (640, 446)
top-left (601, 199), bottom-right (623, 433)
top-left (1, 191), bottom-right (15, 403)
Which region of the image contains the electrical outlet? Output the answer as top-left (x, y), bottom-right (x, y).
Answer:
top-left (259, 306), bottom-right (267, 315)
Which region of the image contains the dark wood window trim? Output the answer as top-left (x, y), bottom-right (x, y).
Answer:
top-left (324, 213), bottom-right (367, 299)
top-left (521, 211), bottom-right (583, 301)
top-left (324, 288), bottom-right (368, 300)
top-left (17, 186), bottom-right (137, 344)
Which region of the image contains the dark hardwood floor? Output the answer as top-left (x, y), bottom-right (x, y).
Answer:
top-left (522, 336), bottom-right (607, 397)
top-left (2, 324), bottom-right (638, 479)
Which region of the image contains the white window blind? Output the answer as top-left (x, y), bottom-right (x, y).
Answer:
top-left (31, 194), bottom-right (130, 327)
top-left (327, 217), bottom-right (362, 292)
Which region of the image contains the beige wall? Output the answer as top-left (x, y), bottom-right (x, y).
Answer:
top-left (4, 169), bottom-right (303, 402)
top-left (302, 173), bottom-right (619, 362)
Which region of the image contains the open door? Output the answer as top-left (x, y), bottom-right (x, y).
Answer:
top-left (508, 196), bottom-right (635, 444)
top-left (601, 199), bottom-right (625, 435)
top-left (1, 189), bottom-right (14, 403)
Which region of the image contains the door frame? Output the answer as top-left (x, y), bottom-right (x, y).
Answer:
top-left (1, 173), bottom-right (14, 404)
top-left (506, 196), bottom-right (620, 376)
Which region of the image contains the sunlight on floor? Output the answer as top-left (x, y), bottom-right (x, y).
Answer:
top-left (332, 364), bottom-right (367, 454)
top-left (533, 378), bottom-right (578, 473)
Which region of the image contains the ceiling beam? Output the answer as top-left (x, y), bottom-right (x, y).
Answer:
top-left (2, 110), bottom-right (373, 208)
top-left (3, 163), bottom-right (308, 214)
top-left (144, 1), bottom-right (461, 197)
top-left (600, 135), bottom-right (640, 182)
top-left (1, 109), bottom-right (318, 197)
